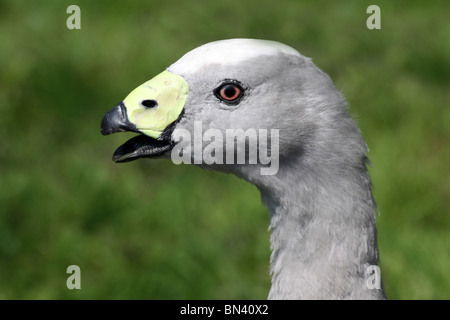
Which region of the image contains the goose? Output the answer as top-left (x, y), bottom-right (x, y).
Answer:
top-left (100, 38), bottom-right (385, 300)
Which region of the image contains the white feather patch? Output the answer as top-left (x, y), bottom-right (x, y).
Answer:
top-left (168, 38), bottom-right (301, 75)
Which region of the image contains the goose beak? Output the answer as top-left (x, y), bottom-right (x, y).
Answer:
top-left (100, 70), bottom-right (189, 162)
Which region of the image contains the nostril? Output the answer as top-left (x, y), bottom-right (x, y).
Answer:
top-left (140, 99), bottom-right (158, 109)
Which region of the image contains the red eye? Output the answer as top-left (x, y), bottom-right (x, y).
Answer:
top-left (219, 84), bottom-right (241, 101)
top-left (215, 82), bottom-right (244, 104)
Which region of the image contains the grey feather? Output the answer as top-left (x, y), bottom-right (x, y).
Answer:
top-left (104, 39), bottom-right (386, 299)
top-left (168, 39), bottom-right (385, 299)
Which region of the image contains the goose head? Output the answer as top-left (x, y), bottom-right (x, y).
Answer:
top-left (101, 39), bottom-right (365, 187)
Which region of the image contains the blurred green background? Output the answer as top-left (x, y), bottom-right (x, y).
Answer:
top-left (0, 0), bottom-right (449, 299)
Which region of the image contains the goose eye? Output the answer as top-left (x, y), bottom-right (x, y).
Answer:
top-left (215, 82), bottom-right (244, 104)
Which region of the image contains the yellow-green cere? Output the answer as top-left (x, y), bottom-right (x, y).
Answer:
top-left (123, 70), bottom-right (188, 139)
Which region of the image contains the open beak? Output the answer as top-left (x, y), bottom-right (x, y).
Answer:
top-left (100, 70), bottom-right (188, 163)
top-left (100, 102), bottom-right (175, 163)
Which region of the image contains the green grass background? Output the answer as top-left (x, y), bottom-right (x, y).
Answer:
top-left (0, 0), bottom-right (449, 299)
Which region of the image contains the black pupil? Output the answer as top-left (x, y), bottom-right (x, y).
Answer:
top-left (141, 99), bottom-right (157, 108)
top-left (223, 85), bottom-right (237, 98)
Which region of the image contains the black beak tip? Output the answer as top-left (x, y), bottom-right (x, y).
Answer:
top-left (100, 102), bottom-right (138, 136)
top-left (100, 113), bottom-right (115, 135)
